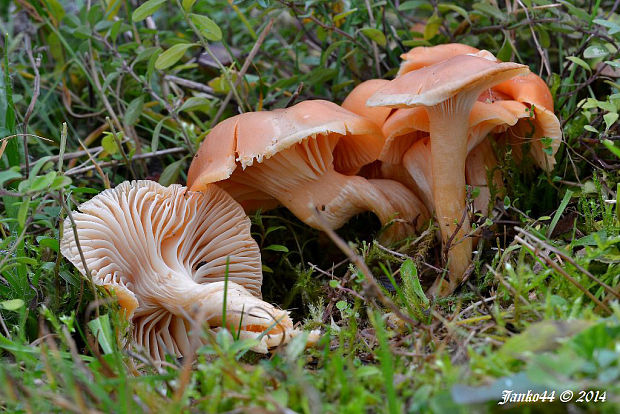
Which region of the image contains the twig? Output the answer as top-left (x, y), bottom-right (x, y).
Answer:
top-left (75, 136), bottom-right (110, 189)
top-left (364, 0), bottom-right (382, 77)
top-left (0, 312), bottom-right (10, 338)
top-left (284, 82), bottom-right (304, 108)
top-left (164, 75), bottom-right (215, 97)
top-left (517, 0), bottom-right (551, 77)
top-left (22, 35), bottom-right (41, 176)
top-left (457, 295), bottom-right (497, 318)
top-left (312, 207), bottom-right (420, 328)
top-left (64, 147), bottom-right (187, 176)
top-left (211, 19), bottom-right (274, 126)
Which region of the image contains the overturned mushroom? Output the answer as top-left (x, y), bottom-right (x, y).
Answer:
top-left (187, 100), bottom-right (429, 243)
top-left (61, 180), bottom-right (305, 360)
top-left (368, 54), bottom-right (528, 291)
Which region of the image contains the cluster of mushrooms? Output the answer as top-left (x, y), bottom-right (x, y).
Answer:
top-left (61, 43), bottom-right (560, 362)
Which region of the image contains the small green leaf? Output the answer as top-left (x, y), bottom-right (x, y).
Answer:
top-left (566, 56), bottom-right (592, 72)
top-left (603, 139), bottom-right (620, 159)
top-left (536, 26), bottom-right (550, 49)
top-left (29, 172), bottom-right (57, 192)
top-left (497, 35), bottom-right (513, 62)
top-left (38, 236), bottom-right (60, 252)
top-left (264, 244), bottom-right (289, 253)
top-left (360, 27), bottom-right (386, 47)
top-left (547, 189), bottom-right (573, 237)
top-left (88, 314), bottom-right (115, 354)
top-left (101, 133), bottom-right (119, 155)
top-left (158, 158), bottom-right (185, 186)
top-left (584, 45), bottom-right (609, 59)
top-left (151, 117), bottom-right (168, 152)
top-left (473, 2), bottom-right (506, 20)
top-left (583, 125), bottom-right (598, 133)
top-left (336, 300), bottom-right (348, 310)
top-left (179, 96), bottom-right (212, 113)
top-left (50, 175), bottom-right (72, 190)
top-left (333, 8), bottom-right (357, 24)
top-left (0, 299), bottom-right (24, 311)
top-left (400, 259), bottom-right (429, 306)
top-left (17, 199), bottom-right (29, 229)
top-left (189, 14), bottom-right (222, 42)
top-left (437, 4), bottom-right (469, 21)
top-left (329, 280), bottom-right (340, 288)
top-left (593, 18), bottom-right (620, 35)
top-left (603, 112), bottom-right (618, 131)
top-left (0, 167), bottom-right (21, 187)
top-left (320, 40), bottom-right (349, 66)
top-left (131, 0), bottom-right (166, 22)
top-left (503, 195), bottom-right (511, 209)
top-left (124, 96), bottom-right (144, 126)
top-left (423, 13), bottom-right (442, 40)
top-left (155, 43), bottom-right (197, 70)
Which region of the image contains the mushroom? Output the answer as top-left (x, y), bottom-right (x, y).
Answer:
top-left (61, 180), bottom-right (305, 360)
top-left (368, 54), bottom-right (529, 291)
top-left (400, 45), bottom-right (561, 170)
top-left (187, 100), bottom-right (429, 243)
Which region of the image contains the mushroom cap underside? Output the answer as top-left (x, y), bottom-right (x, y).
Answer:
top-left (187, 100), bottom-right (384, 191)
top-left (60, 180), bottom-right (264, 311)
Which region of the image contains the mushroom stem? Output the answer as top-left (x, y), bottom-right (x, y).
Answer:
top-left (427, 94), bottom-right (478, 290)
top-left (285, 170), bottom-right (418, 242)
top-left (228, 135), bottom-right (423, 243)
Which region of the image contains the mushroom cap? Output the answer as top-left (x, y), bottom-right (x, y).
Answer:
top-left (187, 100), bottom-right (384, 191)
top-left (341, 79), bottom-right (393, 127)
top-left (493, 72), bottom-right (554, 111)
top-left (367, 55), bottom-right (529, 109)
top-left (398, 43), bottom-right (480, 76)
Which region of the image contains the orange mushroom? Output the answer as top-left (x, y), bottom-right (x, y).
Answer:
top-left (187, 100), bottom-right (429, 243)
top-left (368, 54), bottom-right (529, 291)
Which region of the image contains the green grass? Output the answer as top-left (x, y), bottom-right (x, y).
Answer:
top-left (1, 0), bottom-right (619, 412)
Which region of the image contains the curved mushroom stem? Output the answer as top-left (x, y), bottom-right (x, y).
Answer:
top-left (227, 135), bottom-right (423, 243)
top-left (427, 95), bottom-right (478, 292)
top-left (154, 280), bottom-right (298, 354)
top-left (286, 170), bottom-right (420, 243)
